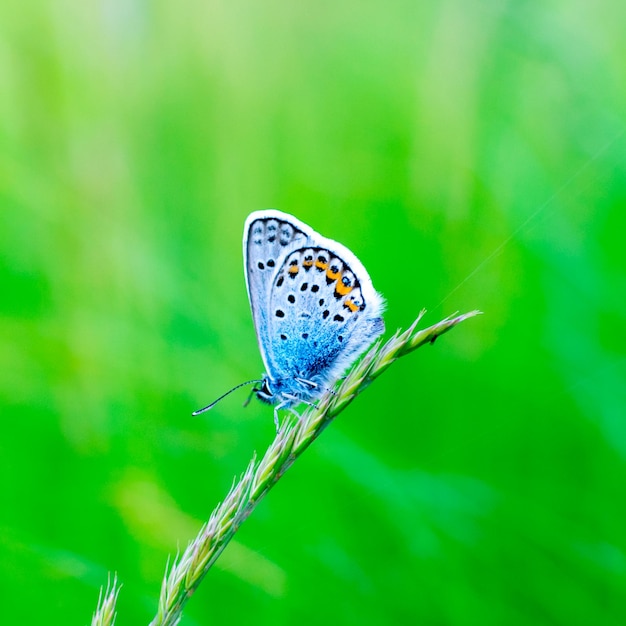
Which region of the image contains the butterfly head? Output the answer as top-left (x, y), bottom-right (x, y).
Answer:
top-left (253, 374), bottom-right (320, 408)
top-left (254, 376), bottom-right (276, 404)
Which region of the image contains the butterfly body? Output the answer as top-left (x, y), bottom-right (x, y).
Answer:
top-left (243, 210), bottom-right (385, 416)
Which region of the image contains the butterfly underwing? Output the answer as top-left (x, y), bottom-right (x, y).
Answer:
top-left (243, 210), bottom-right (385, 415)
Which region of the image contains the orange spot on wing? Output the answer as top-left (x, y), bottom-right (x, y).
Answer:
top-left (288, 265), bottom-right (299, 275)
top-left (315, 260), bottom-right (328, 270)
top-left (326, 267), bottom-right (341, 281)
top-left (335, 282), bottom-right (353, 296)
top-left (303, 260), bottom-right (313, 268)
top-left (344, 299), bottom-right (359, 312)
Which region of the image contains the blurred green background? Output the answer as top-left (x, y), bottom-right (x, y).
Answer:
top-left (1, 1), bottom-right (625, 624)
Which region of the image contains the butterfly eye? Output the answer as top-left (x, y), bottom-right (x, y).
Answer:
top-left (261, 379), bottom-right (273, 397)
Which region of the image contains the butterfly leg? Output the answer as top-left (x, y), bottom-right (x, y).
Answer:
top-left (286, 406), bottom-right (303, 420)
top-left (273, 400), bottom-right (302, 430)
top-left (295, 377), bottom-right (318, 389)
top-left (282, 393), bottom-right (318, 417)
top-left (294, 377), bottom-right (338, 397)
top-left (272, 404), bottom-right (283, 431)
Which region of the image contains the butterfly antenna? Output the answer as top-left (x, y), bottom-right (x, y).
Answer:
top-left (192, 379), bottom-right (262, 416)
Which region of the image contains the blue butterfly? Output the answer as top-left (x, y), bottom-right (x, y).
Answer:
top-left (195, 210), bottom-right (385, 427)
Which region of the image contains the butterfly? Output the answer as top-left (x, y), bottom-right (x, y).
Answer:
top-left (194, 210), bottom-right (385, 427)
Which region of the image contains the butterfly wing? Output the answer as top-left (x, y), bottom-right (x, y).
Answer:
top-left (244, 210), bottom-right (385, 400)
top-left (243, 210), bottom-right (312, 374)
top-left (267, 243), bottom-right (384, 393)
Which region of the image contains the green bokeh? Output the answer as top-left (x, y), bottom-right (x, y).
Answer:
top-left (1, 1), bottom-right (625, 624)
